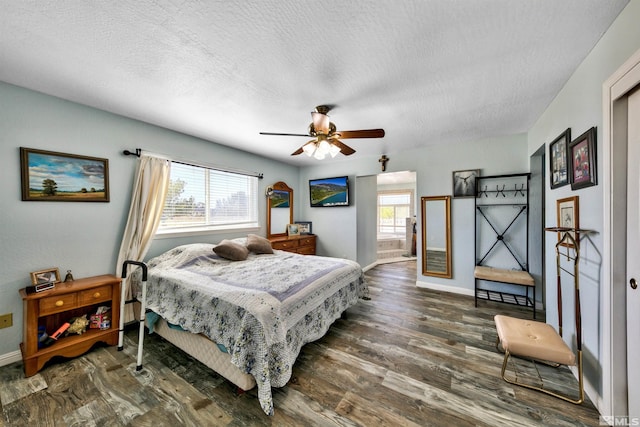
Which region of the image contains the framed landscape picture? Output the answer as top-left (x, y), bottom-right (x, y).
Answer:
top-left (549, 128), bottom-right (570, 189)
top-left (20, 147), bottom-right (109, 202)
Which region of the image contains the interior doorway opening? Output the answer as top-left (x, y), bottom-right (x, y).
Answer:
top-left (376, 171), bottom-right (417, 262)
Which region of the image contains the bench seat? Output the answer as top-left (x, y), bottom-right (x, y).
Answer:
top-left (474, 266), bottom-right (534, 287)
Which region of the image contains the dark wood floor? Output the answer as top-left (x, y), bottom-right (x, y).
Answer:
top-left (0, 261), bottom-right (602, 426)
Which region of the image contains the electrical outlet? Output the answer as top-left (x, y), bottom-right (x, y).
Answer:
top-left (0, 313), bottom-right (13, 329)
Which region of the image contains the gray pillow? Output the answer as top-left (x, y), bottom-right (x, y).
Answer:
top-left (246, 234), bottom-right (274, 254)
top-left (213, 239), bottom-right (249, 261)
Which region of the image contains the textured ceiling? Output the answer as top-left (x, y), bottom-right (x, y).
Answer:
top-left (0, 1), bottom-right (629, 165)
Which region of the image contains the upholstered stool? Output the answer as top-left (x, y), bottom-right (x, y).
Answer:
top-left (494, 315), bottom-right (575, 365)
top-left (494, 314), bottom-right (583, 404)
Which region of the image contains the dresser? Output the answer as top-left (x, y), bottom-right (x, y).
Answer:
top-left (269, 234), bottom-right (316, 255)
top-left (19, 274), bottom-right (121, 377)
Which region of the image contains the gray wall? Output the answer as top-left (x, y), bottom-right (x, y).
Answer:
top-left (0, 81), bottom-right (298, 357)
top-left (297, 133), bottom-right (528, 293)
top-left (527, 0), bottom-right (640, 404)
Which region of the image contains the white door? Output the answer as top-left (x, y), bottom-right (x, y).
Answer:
top-left (627, 87), bottom-right (640, 420)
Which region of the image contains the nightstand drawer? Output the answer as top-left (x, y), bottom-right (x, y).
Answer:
top-left (79, 285), bottom-right (112, 305)
top-left (272, 240), bottom-right (299, 250)
top-left (40, 293), bottom-right (78, 316)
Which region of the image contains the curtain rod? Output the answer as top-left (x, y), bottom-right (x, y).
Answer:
top-left (122, 148), bottom-right (264, 179)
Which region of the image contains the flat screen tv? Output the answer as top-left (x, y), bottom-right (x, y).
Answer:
top-left (309, 176), bottom-right (349, 207)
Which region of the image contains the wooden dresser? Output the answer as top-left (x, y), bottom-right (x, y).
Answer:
top-left (19, 274), bottom-right (121, 377)
top-left (269, 234), bottom-right (316, 255)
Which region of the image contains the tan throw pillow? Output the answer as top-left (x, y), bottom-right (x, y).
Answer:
top-left (213, 239), bottom-right (249, 261)
top-left (246, 234), bottom-right (274, 254)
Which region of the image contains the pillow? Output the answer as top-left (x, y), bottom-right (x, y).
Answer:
top-left (246, 234), bottom-right (274, 254)
top-left (213, 239), bottom-right (249, 261)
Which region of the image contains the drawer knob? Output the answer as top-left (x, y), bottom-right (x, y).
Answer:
top-left (55, 300), bottom-right (64, 307)
top-left (93, 292), bottom-right (101, 298)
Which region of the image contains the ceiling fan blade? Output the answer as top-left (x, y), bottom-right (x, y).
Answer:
top-left (331, 139), bottom-right (356, 156)
top-left (336, 129), bottom-right (385, 139)
top-left (260, 132), bottom-right (310, 137)
top-left (291, 147), bottom-right (304, 155)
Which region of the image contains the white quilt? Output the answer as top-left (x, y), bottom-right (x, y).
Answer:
top-left (130, 242), bottom-right (367, 415)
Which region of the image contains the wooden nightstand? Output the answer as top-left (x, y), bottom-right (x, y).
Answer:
top-left (19, 274), bottom-right (121, 377)
top-left (269, 234), bottom-right (316, 255)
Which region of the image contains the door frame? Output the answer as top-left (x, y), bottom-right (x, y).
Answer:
top-left (602, 47), bottom-right (640, 418)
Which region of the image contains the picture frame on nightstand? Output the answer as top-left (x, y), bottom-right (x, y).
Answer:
top-left (30, 267), bottom-right (61, 285)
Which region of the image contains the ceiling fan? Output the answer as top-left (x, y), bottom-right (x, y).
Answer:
top-left (259, 105), bottom-right (385, 159)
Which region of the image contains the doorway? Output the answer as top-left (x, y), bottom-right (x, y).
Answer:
top-left (529, 144), bottom-right (546, 310)
top-left (376, 171), bottom-right (417, 263)
top-left (603, 47), bottom-right (640, 419)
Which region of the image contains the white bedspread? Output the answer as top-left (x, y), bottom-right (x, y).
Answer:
top-left (130, 242), bottom-right (367, 415)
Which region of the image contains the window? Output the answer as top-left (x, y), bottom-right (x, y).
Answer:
top-left (158, 161), bottom-right (259, 235)
top-left (378, 191), bottom-right (413, 236)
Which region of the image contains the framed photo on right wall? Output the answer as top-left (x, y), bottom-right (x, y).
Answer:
top-left (569, 127), bottom-right (597, 190)
top-left (556, 195), bottom-right (579, 248)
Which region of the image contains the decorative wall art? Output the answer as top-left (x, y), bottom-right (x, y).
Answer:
top-left (556, 196), bottom-right (579, 248)
top-left (569, 127), bottom-right (597, 190)
top-left (549, 128), bottom-right (571, 189)
top-left (20, 147), bottom-right (110, 202)
top-left (452, 169), bottom-right (479, 198)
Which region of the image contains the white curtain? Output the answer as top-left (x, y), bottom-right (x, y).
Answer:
top-left (116, 154), bottom-right (171, 322)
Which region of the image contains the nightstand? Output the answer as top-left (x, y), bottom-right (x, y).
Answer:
top-left (19, 274), bottom-right (121, 377)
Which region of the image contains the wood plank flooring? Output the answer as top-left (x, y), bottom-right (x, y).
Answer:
top-left (0, 261), bottom-right (602, 426)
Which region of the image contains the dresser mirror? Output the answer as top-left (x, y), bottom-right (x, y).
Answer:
top-left (421, 195), bottom-right (452, 278)
top-left (267, 181), bottom-right (293, 238)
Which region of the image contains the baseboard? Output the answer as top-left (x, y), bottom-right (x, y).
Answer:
top-left (0, 350), bottom-right (22, 367)
top-left (416, 279), bottom-right (474, 297)
top-left (569, 365), bottom-right (603, 416)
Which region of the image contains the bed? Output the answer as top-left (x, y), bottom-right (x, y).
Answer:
top-left (127, 240), bottom-right (367, 415)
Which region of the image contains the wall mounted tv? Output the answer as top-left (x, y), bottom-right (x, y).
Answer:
top-left (309, 176), bottom-right (349, 207)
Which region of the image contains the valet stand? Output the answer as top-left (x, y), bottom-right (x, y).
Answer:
top-left (494, 227), bottom-right (585, 404)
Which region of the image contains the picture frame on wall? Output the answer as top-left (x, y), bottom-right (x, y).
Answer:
top-left (569, 127), bottom-right (597, 190)
top-left (20, 147), bottom-right (110, 202)
top-left (556, 196), bottom-right (579, 248)
top-left (549, 128), bottom-right (571, 189)
top-left (452, 169), bottom-right (479, 198)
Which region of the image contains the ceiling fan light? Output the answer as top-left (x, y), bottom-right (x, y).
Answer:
top-left (317, 139), bottom-right (331, 155)
top-left (328, 143), bottom-right (341, 157)
top-left (302, 143), bottom-right (316, 157)
top-left (313, 149), bottom-right (326, 160)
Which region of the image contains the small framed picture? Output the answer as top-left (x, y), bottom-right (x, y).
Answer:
top-left (569, 127), bottom-right (597, 190)
top-left (452, 169), bottom-right (479, 198)
top-left (287, 223), bottom-right (300, 236)
top-left (556, 196), bottom-right (579, 248)
top-left (549, 128), bottom-right (570, 189)
top-left (30, 267), bottom-right (61, 285)
top-left (295, 221), bottom-right (312, 235)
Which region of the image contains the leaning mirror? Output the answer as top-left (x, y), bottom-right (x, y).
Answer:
top-left (266, 181), bottom-right (293, 239)
top-left (421, 195), bottom-right (452, 278)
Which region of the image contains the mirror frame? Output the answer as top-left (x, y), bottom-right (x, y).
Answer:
top-left (421, 195), bottom-right (452, 278)
top-left (266, 181), bottom-right (293, 239)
